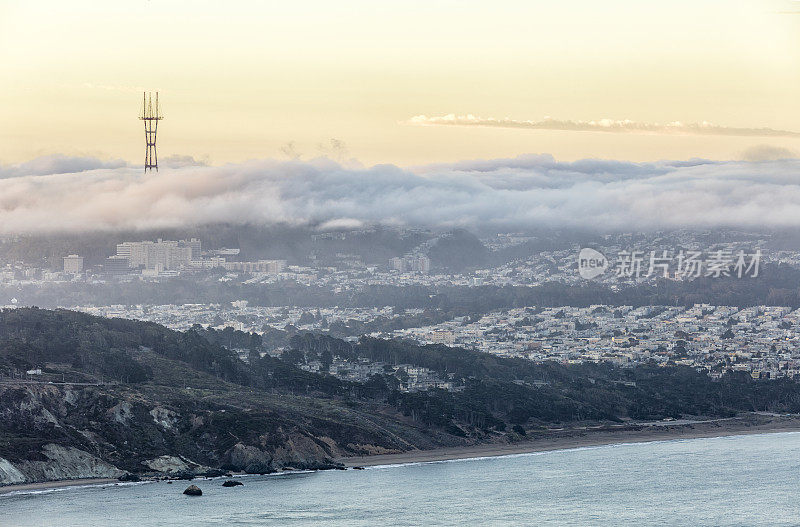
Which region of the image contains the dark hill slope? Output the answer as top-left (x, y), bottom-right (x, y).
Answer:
top-left (0, 308), bottom-right (460, 485)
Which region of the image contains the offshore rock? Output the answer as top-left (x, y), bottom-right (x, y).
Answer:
top-left (183, 484), bottom-right (202, 496)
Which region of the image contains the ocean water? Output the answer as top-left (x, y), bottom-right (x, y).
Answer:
top-left (3, 432), bottom-right (800, 526)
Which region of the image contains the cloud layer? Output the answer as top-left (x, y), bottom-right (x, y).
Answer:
top-left (406, 114), bottom-right (800, 137)
top-left (1, 154), bottom-right (800, 233)
top-left (0, 154), bottom-right (128, 179)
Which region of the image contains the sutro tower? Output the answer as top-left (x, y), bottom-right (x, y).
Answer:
top-left (139, 92), bottom-right (163, 172)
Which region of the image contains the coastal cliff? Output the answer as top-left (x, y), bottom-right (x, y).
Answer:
top-left (0, 379), bottom-right (452, 486)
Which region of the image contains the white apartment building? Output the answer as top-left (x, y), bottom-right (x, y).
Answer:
top-left (223, 259), bottom-right (287, 274)
top-left (63, 254), bottom-right (84, 274)
top-left (115, 239), bottom-right (199, 271)
top-left (389, 255), bottom-right (431, 273)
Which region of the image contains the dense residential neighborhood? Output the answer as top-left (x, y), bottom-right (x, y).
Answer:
top-left (58, 301), bottom-right (800, 383)
top-left (390, 305), bottom-right (800, 380)
top-left (2, 228), bottom-right (799, 388)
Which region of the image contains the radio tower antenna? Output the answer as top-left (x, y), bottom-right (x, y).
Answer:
top-left (139, 92), bottom-right (163, 172)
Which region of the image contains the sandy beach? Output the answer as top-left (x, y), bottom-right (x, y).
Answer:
top-left (339, 414), bottom-right (800, 467)
top-left (0, 477), bottom-right (120, 495)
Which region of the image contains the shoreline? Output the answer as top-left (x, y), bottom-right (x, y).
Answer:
top-left (0, 477), bottom-right (119, 495)
top-left (3, 416), bottom-right (800, 495)
top-left (339, 415), bottom-right (800, 467)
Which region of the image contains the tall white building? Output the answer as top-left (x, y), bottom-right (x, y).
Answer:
top-left (390, 257), bottom-right (404, 272)
top-left (63, 254), bottom-right (83, 274)
top-left (115, 238), bottom-right (199, 271)
top-left (183, 238), bottom-right (202, 259)
top-left (389, 255), bottom-right (430, 273)
top-left (411, 256), bottom-right (431, 273)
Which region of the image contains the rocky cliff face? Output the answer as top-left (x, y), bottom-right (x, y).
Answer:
top-left (0, 381), bottom-right (449, 485)
top-left (1, 444), bottom-right (123, 484)
top-left (0, 457), bottom-right (26, 484)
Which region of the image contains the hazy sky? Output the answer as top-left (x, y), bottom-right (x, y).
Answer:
top-left (2, 0), bottom-right (800, 166)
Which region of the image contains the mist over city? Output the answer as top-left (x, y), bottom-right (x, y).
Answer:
top-left (3, 153), bottom-right (800, 233)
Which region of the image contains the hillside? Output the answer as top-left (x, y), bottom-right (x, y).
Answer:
top-left (4, 308), bottom-right (800, 486)
top-left (0, 308), bottom-right (458, 485)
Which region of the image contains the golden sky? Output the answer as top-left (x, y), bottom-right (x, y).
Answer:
top-left (2, 0), bottom-right (800, 166)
